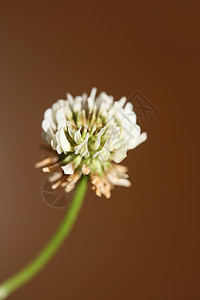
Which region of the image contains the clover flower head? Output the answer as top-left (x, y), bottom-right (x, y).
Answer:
top-left (36, 88), bottom-right (147, 198)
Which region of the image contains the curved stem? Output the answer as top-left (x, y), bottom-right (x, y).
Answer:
top-left (0, 175), bottom-right (88, 299)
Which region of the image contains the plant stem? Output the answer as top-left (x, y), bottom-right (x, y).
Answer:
top-left (0, 175), bottom-right (88, 299)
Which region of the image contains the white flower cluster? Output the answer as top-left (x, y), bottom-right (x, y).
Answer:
top-left (37, 88), bottom-right (147, 197)
top-left (42, 88), bottom-right (147, 175)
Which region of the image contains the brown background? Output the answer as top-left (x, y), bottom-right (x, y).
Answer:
top-left (0, 1), bottom-right (200, 299)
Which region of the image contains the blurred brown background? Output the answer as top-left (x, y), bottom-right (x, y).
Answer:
top-left (0, 0), bottom-right (200, 299)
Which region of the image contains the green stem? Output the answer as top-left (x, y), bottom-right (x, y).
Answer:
top-left (0, 175), bottom-right (88, 299)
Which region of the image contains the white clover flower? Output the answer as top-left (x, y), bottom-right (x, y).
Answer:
top-left (36, 88), bottom-right (147, 198)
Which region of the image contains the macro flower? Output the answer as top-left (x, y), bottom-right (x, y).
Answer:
top-left (36, 88), bottom-right (147, 198)
top-left (0, 89), bottom-right (147, 300)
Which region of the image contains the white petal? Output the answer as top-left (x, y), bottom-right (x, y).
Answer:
top-left (118, 96), bottom-right (127, 108)
top-left (95, 92), bottom-right (113, 110)
top-left (74, 133), bottom-right (90, 158)
top-left (51, 135), bottom-right (58, 150)
top-left (93, 139), bottom-right (111, 161)
top-left (111, 146), bottom-right (128, 163)
top-left (56, 107), bottom-right (65, 123)
top-left (66, 93), bottom-right (74, 107)
top-left (56, 144), bottom-right (63, 154)
top-left (52, 102), bottom-right (60, 111)
top-left (128, 132), bottom-right (147, 150)
top-left (64, 102), bottom-right (73, 120)
top-left (42, 119), bottom-right (54, 144)
top-left (91, 126), bottom-right (106, 150)
top-left (74, 126), bottom-right (82, 144)
top-left (57, 128), bottom-right (71, 152)
top-left (99, 102), bottom-right (109, 117)
top-left (61, 163), bottom-right (74, 175)
top-left (73, 96), bottom-right (82, 113)
top-left (44, 108), bottom-right (53, 120)
top-left (89, 87), bottom-right (97, 101)
top-left (57, 99), bottom-right (65, 107)
top-left (67, 123), bottom-right (75, 139)
top-left (42, 119), bottom-right (52, 133)
top-left (57, 118), bottom-right (67, 130)
top-left (123, 124), bottom-right (141, 142)
top-left (124, 102), bottom-right (133, 112)
top-left (87, 87), bottom-right (97, 114)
